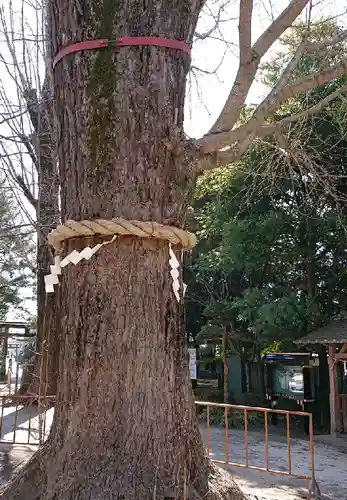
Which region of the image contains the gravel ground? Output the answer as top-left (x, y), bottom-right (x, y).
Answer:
top-left (0, 407), bottom-right (347, 499)
top-left (201, 424), bottom-right (347, 499)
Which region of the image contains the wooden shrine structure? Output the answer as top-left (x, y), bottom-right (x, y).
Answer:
top-left (296, 317), bottom-right (347, 435)
top-left (0, 321), bottom-right (35, 380)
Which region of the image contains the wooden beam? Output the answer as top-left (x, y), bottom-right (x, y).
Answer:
top-left (333, 352), bottom-right (347, 361)
top-left (328, 344), bottom-right (340, 435)
top-left (339, 343), bottom-right (347, 354)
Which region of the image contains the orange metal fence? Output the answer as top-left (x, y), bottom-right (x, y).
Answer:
top-left (0, 389), bottom-right (319, 492)
top-left (0, 395), bottom-right (55, 445)
top-left (195, 401), bottom-right (316, 484)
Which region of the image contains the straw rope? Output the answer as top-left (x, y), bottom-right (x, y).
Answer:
top-left (47, 217), bottom-right (197, 251)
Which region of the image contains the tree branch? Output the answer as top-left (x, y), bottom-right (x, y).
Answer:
top-left (198, 133), bottom-right (255, 172)
top-left (15, 175), bottom-right (37, 209)
top-left (238, 0), bottom-right (253, 67)
top-left (208, 0), bottom-right (311, 134)
top-left (23, 88), bottom-right (39, 133)
top-left (306, 28), bottom-right (347, 53)
top-left (273, 82), bottom-right (347, 127)
top-left (265, 58), bottom-right (347, 117)
top-left (198, 81), bottom-right (347, 171)
top-left (18, 133), bottom-right (39, 171)
top-left (198, 58), bottom-right (347, 155)
top-left (194, 0), bottom-right (234, 40)
top-left (255, 41), bottom-right (307, 122)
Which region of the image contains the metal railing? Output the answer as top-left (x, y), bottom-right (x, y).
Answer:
top-left (0, 390), bottom-right (319, 494)
top-left (0, 394), bottom-right (55, 445)
top-left (196, 401), bottom-right (316, 483)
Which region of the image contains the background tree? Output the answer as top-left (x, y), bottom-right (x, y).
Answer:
top-left (189, 19), bottom-right (347, 427)
top-left (0, 1), bottom-right (60, 396)
top-left (0, 181), bottom-right (35, 318)
top-left (3, 1), bottom-right (347, 499)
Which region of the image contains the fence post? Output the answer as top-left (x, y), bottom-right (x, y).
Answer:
top-left (224, 406), bottom-right (229, 465)
top-left (206, 405), bottom-right (210, 456)
top-left (244, 408), bottom-right (249, 467)
top-left (307, 413), bottom-right (321, 499)
top-left (286, 413), bottom-right (291, 475)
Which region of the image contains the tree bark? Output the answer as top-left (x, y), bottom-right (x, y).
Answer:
top-left (2, 1), bottom-right (247, 499)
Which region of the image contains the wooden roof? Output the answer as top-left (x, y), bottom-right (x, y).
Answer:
top-left (296, 317), bottom-right (347, 345)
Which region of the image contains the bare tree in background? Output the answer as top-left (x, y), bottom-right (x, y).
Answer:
top-left (2, 0), bottom-right (347, 499)
top-left (197, 1), bottom-right (347, 170)
top-left (0, 0), bottom-right (59, 397)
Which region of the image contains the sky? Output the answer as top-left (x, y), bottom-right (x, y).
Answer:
top-left (0, 0), bottom-right (346, 320)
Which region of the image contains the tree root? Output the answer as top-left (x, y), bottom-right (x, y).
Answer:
top-left (0, 444), bottom-right (48, 500)
top-left (205, 463), bottom-right (250, 500)
top-left (0, 451), bottom-right (249, 500)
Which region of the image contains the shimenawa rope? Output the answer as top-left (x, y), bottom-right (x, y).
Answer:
top-left (48, 217), bottom-right (197, 251)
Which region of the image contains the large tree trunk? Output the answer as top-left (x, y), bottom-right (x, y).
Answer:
top-left (1, 1), bottom-right (247, 499)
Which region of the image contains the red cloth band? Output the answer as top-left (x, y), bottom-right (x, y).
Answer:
top-left (53, 37), bottom-right (191, 69)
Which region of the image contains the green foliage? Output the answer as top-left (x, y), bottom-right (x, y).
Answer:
top-left (0, 185), bottom-right (35, 319)
top-left (195, 387), bottom-right (224, 403)
top-left (197, 406), bottom-right (261, 429)
top-left (261, 20), bottom-right (347, 88)
top-left (186, 20), bottom-right (347, 359)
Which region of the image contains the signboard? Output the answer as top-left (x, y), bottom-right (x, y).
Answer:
top-left (273, 365), bottom-right (304, 397)
top-left (188, 348), bottom-right (197, 380)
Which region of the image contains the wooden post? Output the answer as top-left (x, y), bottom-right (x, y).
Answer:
top-left (222, 329), bottom-right (229, 403)
top-left (328, 344), bottom-right (339, 435)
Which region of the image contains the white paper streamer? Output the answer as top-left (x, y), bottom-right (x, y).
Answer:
top-left (50, 256), bottom-right (61, 275)
top-left (169, 245), bottom-right (180, 302)
top-left (46, 237), bottom-right (188, 299)
top-left (44, 236), bottom-right (117, 293)
top-left (44, 274), bottom-right (59, 287)
top-left (169, 244), bottom-right (187, 303)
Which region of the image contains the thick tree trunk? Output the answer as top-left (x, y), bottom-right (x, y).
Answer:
top-left (2, 1), bottom-right (247, 499)
top-left (44, 240), bottom-right (219, 499)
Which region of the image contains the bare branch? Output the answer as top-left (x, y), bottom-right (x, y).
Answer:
top-left (19, 133), bottom-right (40, 171)
top-left (208, 0), bottom-right (311, 134)
top-left (195, 1), bottom-right (235, 41)
top-left (0, 0), bottom-right (59, 241)
top-left (264, 58), bottom-right (347, 117)
top-left (238, 0), bottom-right (253, 67)
top-left (15, 174), bottom-right (37, 208)
top-left (198, 133), bottom-right (255, 172)
top-left (256, 41), bottom-right (307, 120)
top-left (198, 79), bottom-right (347, 171)
top-left (306, 27), bottom-right (347, 53)
top-left (198, 57), bottom-right (347, 156)
top-left (273, 82), bottom-right (347, 127)
top-left (23, 88), bottom-right (39, 133)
